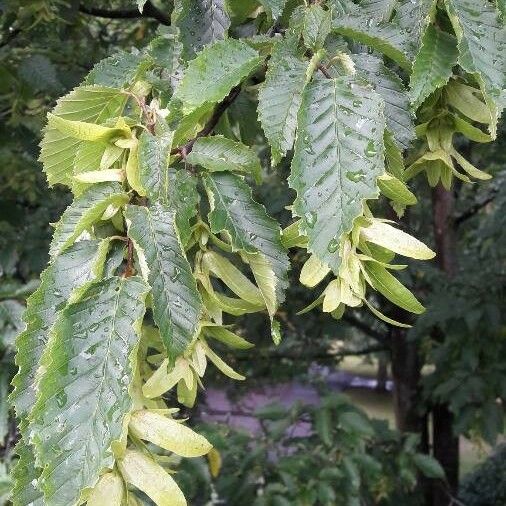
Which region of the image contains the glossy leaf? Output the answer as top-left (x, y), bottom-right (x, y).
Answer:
top-left (49, 182), bottom-right (128, 258)
top-left (30, 276), bottom-right (149, 506)
top-left (353, 53), bottom-right (415, 150)
top-left (174, 0), bottom-right (231, 59)
top-left (174, 39), bottom-right (262, 114)
top-left (289, 75), bottom-right (385, 273)
top-left (125, 204), bottom-right (203, 356)
top-left (258, 38), bottom-right (308, 165)
top-left (204, 172), bottom-right (289, 315)
top-left (410, 25), bottom-right (459, 109)
top-left (186, 135), bottom-right (262, 181)
top-left (40, 86), bottom-right (127, 187)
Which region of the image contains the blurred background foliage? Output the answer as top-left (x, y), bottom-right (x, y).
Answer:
top-left (0, 1), bottom-right (505, 505)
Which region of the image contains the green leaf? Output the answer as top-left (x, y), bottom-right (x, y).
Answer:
top-left (30, 276), bottom-right (149, 506)
top-left (353, 53), bottom-right (415, 150)
top-left (258, 0), bottom-right (288, 19)
top-left (186, 135), bottom-right (261, 181)
top-left (360, 0), bottom-right (397, 21)
top-left (257, 38), bottom-right (309, 165)
top-left (49, 182), bottom-right (128, 258)
top-left (339, 411), bottom-right (374, 437)
top-left (138, 130), bottom-right (174, 201)
top-left (85, 51), bottom-right (150, 88)
top-left (11, 438), bottom-right (44, 506)
top-left (364, 262), bottom-right (425, 314)
top-left (125, 204), bottom-right (203, 356)
top-left (378, 174), bottom-right (417, 205)
top-left (289, 75), bottom-right (385, 273)
top-left (395, 0), bottom-right (436, 45)
top-left (204, 172), bottom-right (289, 315)
top-left (410, 25), bottom-right (459, 109)
top-left (445, 0), bottom-right (506, 134)
top-left (174, 0), bottom-right (231, 59)
top-left (332, 14), bottom-right (413, 70)
top-left (166, 168), bottom-right (200, 246)
top-left (204, 325), bottom-right (254, 349)
top-left (173, 39), bottom-right (262, 114)
top-left (10, 240), bottom-right (111, 421)
top-left (412, 454), bottom-right (445, 479)
top-left (148, 29), bottom-right (184, 90)
top-left (303, 4), bottom-right (332, 50)
top-left (47, 114), bottom-right (129, 142)
top-left (40, 86), bottom-right (127, 187)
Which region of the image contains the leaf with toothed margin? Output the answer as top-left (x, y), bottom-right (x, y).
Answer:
top-left (444, 0), bottom-right (506, 136)
top-left (29, 276), bottom-right (149, 506)
top-left (352, 53), bottom-right (415, 150)
top-left (360, 0), bottom-right (397, 22)
top-left (289, 75), bottom-right (385, 274)
top-left (137, 130), bottom-right (174, 201)
top-left (258, 37), bottom-right (309, 165)
top-left (39, 86), bottom-right (127, 188)
top-left (49, 182), bottom-right (129, 258)
top-left (173, 39), bottom-right (263, 114)
top-left (165, 168), bottom-right (200, 246)
top-left (186, 135), bottom-right (262, 182)
top-left (258, 0), bottom-right (288, 19)
top-left (10, 239), bottom-right (113, 423)
top-left (332, 13), bottom-right (413, 70)
top-left (174, 0), bottom-right (231, 59)
top-left (394, 0), bottom-right (436, 46)
top-left (11, 438), bottom-right (44, 506)
top-left (409, 25), bottom-right (459, 110)
top-left (203, 172), bottom-right (289, 316)
top-left (125, 204), bottom-right (203, 356)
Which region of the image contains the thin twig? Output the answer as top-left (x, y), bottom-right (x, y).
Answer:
top-left (78, 1), bottom-right (171, 25)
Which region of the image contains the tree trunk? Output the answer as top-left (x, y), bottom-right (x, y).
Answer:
top-left (375, 353), bottom-right (388, 392)
top-left (431, 184), bottom-right (460, 505)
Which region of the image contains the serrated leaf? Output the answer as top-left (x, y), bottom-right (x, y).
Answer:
top-left (353, 53), bottom-right (415, 150)
top-left (118, 450), bottom-right (187, 506)
top-left (148, 29), bottom-right (184, 92)
top-left (332, 14), bottom-right (413, 70)
top-left (85, 51), bottom-right (150, 88)
top-left (138, 130), bottom-right (174, 201)
top-left (410, 25), bottom-right (459, 109)
top-left (129, 410), bottom-right (212, 457)
top-left (47, 114), bottom-right (128, 142)
top-left (11, 240), bottom-right (110, 420)
top-left (125, 204), bottom-right (203, 356)
top-left (166, 168), bottom-right (199, 246)
top-left (258, 0), bottom-right (288, 19)
top-left (173, 39), bottom-right (262, 114)
top-left (11, 438), bottom-right (44, 506)
top-left (204, 172), bottom-right (289, 314)
top-left (174, 0), bottom-right (231, 59)
top-left (360, 0), bottom-right (397, 21)
top-left (258, 38), bottom-right (308, 165)
top-left (395, 0), bottom-right (436, 45)
top-left (445, 0), bottom-right (506, 134)
top-left (186, 135), bottom-right (261, 181)
top-left (289, 75), bottom-right (385, 273)
top-left (49, 182), bottom-right (128, 258)
top-left (30, 276), bottom-right (149, 506)
top-left (378, 173), bottom-right (417, 205)
top-left (364, 262), bottom-right (425, 314)
top-left (303, 4), bottom-right (332, 50)
top-left (40, 86), bottom-right (127, 187)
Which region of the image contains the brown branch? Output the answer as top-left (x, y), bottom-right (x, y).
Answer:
top-left (78, 1), bottom-right (171, 25)
top-left (171, 85), bottom-right (242, 157)
top-left (317, 63), bottom-right (332, 79)
top-left (123, 239), bottom-right (134, 278)
top-left (342, 313), bottom-right (387, 343)
top-left (455, 190), bottom-right (497, 227)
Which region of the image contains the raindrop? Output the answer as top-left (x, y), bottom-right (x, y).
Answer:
top-left (364, 140), bottom-right (378, 157)
top-left (327, 238), bottom-right (339, 253)
top-left (346, 170), bottom-right (366, 182)
top-left (304, 211), bottom-right (317, 228)
top-left (170, 266), bottom-right (181, 282)
top-left (56, 391), bottom-right (67, 408)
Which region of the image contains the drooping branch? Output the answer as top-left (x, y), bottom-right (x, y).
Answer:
top-left (78, 1), bottom-right (171, 26)
top-left (455, 190), bottom-right (497, 227)
top-left (342, 313), bottom-right (387, 343)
